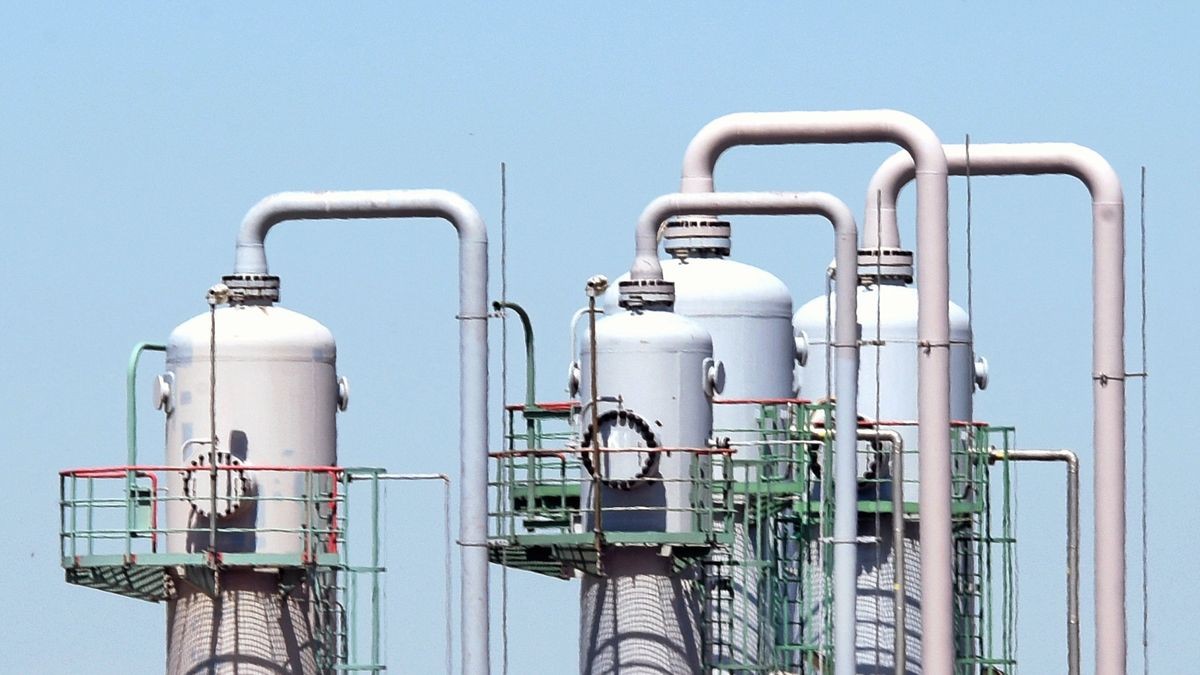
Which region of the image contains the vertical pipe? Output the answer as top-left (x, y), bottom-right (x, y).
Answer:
top-left (888, 431), bottom-right (907, 675)
top-left (371, 473), bottom-right (381, 669)
top-left (989, 449), bottom-right (1080, 675)
top-left (126, 342), bottom-right (165, 559)
top-left (493, 300), bottom-right (538, 452)
top-left (676, 110), bottom-right (952, 675)
top-left (233, 189), bottom-right (490, 675)
top-left (585, 278), bottom-right (605, 566)
top-left (491, 301), bottom-right (537, 408)
top-left (1068, 453), bottom-right (1081, 675)
top-left (127, 342), bottom-right (167, 467)
top-left (810, 426), bottom-right (907, 675)
top-left (630, 190), bottom-right (861, 673)
top-left (867, 144), bottom-right (1125, 675)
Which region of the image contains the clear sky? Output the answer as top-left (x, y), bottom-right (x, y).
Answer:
top-left (3, 3), bottom-right (1196, 673)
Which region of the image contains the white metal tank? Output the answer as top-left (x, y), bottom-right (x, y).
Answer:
top-left (161, 301), bottom-right (342, 556)
top-left (157, 285), bottom-right (345, 675)
top-left (793, 253), bottom-right (982, 673)
top-left (602, 220), bottom-right (795, 671)
top-left (603, 220), bottom-right (796, 456)
top-left (579, 284), bottom-right (715, 534)
top-left (577, 277), bottom-right (714, 675)
top-left (793, 279), bottom-right (976, 476)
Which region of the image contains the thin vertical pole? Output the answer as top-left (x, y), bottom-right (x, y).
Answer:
top-left (1138, 165), bottom-right (1150, 675)
top-left (371, 473), bottom-right (381, 669)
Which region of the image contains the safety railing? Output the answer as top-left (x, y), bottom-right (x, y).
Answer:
top-left (489, 444), bottom-right (735, 576)
top-left (490, 401), bottom-right (736, 577)
top-left (60, 464), bottom-right (346, 570)
top-left (705, 399), bottom-right (1016, 674)
top-left (59, 464), bottom-right (390, 673)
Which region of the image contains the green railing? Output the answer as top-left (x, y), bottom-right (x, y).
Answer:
top-left (489, 402), bottom-right (735, 577)
top-left (705, 402), bottom-right (1018, 674)
top-left (490, 399), bottom-right (1020, 673)
top-left (59, 463), bottom-right (390, 673)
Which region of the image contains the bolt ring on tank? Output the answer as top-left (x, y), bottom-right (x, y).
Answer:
top-left (182, 450), bottom-right (249, 518)
top-left (580, 409), bottom-right (661, 491)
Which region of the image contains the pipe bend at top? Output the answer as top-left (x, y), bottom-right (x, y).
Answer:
top-left (228, 186), bottom-right (491, 675)
top-left (864, 142), bottom-right (1123, 248)
top-left (675, 110), bottom-right (955, 675)
top-left (234, 189), bottom-right (487, 276)
top-left (679, 109), bottom-right (947, 195)
top-left (630, 191), bottom-right (857, 281)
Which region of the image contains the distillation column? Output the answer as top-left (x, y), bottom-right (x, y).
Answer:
top-left (160, 285), bottom-right (346, 674)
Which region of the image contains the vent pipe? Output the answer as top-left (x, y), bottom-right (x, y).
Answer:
top-left (232, 189), bottom-right (490, 675)
top-left (676, 110), bottom-right (954, 675)
top-left (864, 143), bottom-right (1126, 675)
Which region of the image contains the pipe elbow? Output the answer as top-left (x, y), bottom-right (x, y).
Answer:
top-left (877, 110), bottom-right (946, 172)
top-left (234, 191), bottom-right (313, 275)
top-left (428, 189), bottom-right (489, 245)
top-left (864, 150), bottom-right (916, 248)
top-left (680, 113), bottom-right (751, 193)
top-left (1061, 144), bottom-right (1123, 205)
top-left (629, 255), bottom-right (664, 282)
top-left (811, 192), bottom-right (857, 239)
top-left (631, 193), bottom-right (682, 281)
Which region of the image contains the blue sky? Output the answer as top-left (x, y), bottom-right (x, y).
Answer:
top-left (2, 3), bottom-right (1196, 673)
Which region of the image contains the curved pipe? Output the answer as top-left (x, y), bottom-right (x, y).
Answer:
top-left (127, 342), bottom-right (166, 467)
top-left (676, 110), bottom-right (954, 675)
top-left (990, 449), bottom-right (1080, 675)
top-left (866, 143), bottom-right (1125, 674)
top-left (492, 301), bottom-right (536, 408)
top-left (633, 190), bottom-right (864, 673)
top-left (231, 189), bottom-right (490, 675)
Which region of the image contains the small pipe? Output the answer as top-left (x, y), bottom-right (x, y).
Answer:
top-left (232, 189), bottom-right (490, 675)
top-left (492, 301), bottom-right (536, 408)
top-left (127, 342), bottom-right (167, 468)
top-left (989, 449), bottom-right (1080, 675)
top-left (882, 428), bottom-right (907, 675)
top-left (585, 277), bottom-right (605, 569)
top-left (126, 342), bottom-right (166, 559)
top-left (677, 110), bottom-right (954, 675)
top-left (866, 144), bottom-right (1125, 675)
top-left (630, 190), bottom-right (863, 674)
top-left (569, 305), bottom-right (604, 359)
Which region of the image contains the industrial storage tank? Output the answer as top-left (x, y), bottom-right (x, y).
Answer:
top-left (601, 220), bottom-right (796, 670)
top-left (578, 276), bottom-right (715, 674)
top-left (793, 251), bottom-right (981, 673)
top-left (792, 255), bottom-right (977, 477)
top-left (604, 220), bottom-right (797, 454)
top-left (157, 283), bottom-right (346, 675)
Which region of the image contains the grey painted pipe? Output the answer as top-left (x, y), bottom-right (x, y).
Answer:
top-left (990, 449), bottom-right (1080, 675)
top-left (865, 144), bottom-right (1126, 675)
top-left (233, 189), bottom-right (490, 675)
top-left (675, 110), bottom-right (954, 675)
top-left (811, 426), bottom-right (907, 675)
top-left (633, 190), bottom-right (862, 673)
